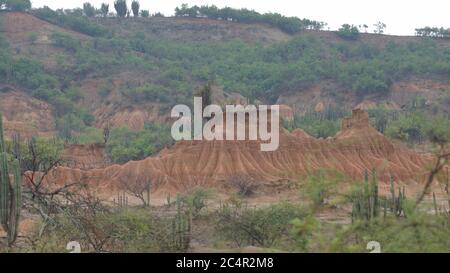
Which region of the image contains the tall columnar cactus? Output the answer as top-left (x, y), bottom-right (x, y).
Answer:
top-left (0, 113), bottom-right (23, 246)
top-left (433, 192), bottom-right (438, 216)
top-left (371, 169), bottom-right (379, 217)
top-left (390, 176), bottom-right (396, 212)
top-left (170, 194), bottom-right (191, 251)
top-left (116, 191), bottom-right (128, 209)
top-left (351, 169), bottom-right (380, 222)
top-left (388, 176), bottom-right (406, 217)
top-left (146, 181), bottom-right (151, 207)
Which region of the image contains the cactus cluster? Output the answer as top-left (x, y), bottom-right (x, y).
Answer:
top-left (170, 194), bottom-right (191, 251)
top-left (0, 113), bottom-right (23, 246)
top-left (351, 170), bottom-right (407, 222)
top-left (114, 192), bottom-right (128, 209)
top-left (351, 169), bottom-right (379, 222)
top-left (389, 176), bottom-right (406, 217)
top-left (431, 192), bottom-right (449, 216)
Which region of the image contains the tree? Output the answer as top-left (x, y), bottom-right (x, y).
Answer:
top-left (114, 0), bottom-right (127, 18)
top-left (103, 124), bottom-right (110, 144)
top-left (337, 24), bottom-right (360, 40)
top-left (415, 27), bottom-right (450, 39)
top-left (118, 170), bottom-right (152, 207)
top-left (303, 170), bottom-right (340, 208)
top-left (228, 175), bottom-right (258, 197)
top-left (100, 3), bottom-right (109, 17)
top-left (374, 21), bottom-right (386, 34)
top-left (363, 24), bottom-right (369, 33)
top-left (131, 0), bottom-right (140, 18)
top-left (194, 82), bottom-right (212, 108)
top-left (140, 10), bottom-right (149, 18)
top-left (83, 2), bottom-right (96, 17)
top-left (4, 0), bottom-right (31, 11)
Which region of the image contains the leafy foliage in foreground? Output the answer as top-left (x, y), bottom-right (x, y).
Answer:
top-left (331, 215), bottom-right (450, 253)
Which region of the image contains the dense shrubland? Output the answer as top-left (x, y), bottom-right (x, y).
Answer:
top-left (5, 7), bottom-right (450, 105)
top-left (3, 5), bottom-right (450, 110)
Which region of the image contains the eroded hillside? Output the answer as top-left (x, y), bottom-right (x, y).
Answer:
top-left (38, 110), bottom-right (436, 199)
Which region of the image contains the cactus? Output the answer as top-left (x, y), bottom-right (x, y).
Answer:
top-left (390, 176), bottom-right (395, 212)
top-left (116, 191), bottom-right (128, 209)
top-left (371, 169), bottom-right (380, 217)
top-left (146, 181), bottom-right (151, 207)
top-left (352, 171), bottom-right (408, 221)
top-left (0, 113), bottom-right (23, 246)
top-left (388, 176), bottom-right (406, 217)
top-left (166, 193), bottom-right (171, 207)
top-left (433, 192), bottom-right (438, 216)
top-left (351, 169), bottom-right (380, 222)
top-left (169, 194), bottom-right (191, 251)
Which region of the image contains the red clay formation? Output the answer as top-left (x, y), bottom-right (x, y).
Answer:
top-left (41, 109), bottom-right (435, 196)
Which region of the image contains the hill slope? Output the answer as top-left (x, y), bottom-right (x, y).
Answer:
top-left (1, 11), bottom-right (450, 139)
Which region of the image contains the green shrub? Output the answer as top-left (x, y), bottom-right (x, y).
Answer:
top-left (140, 10), bottom-right (149, 18)
top-left (123, 83), bottom-right (172, 103)
top-left (337, 24), bottom-right (360, 40)
top-left (56, 114), bottom-right (86, 141)
top-left (215, 202), bottom-right (306, 248)
top-left (287, 109), bottom-right (345, 139)
top-left (75, 127), bottom-right (104, 144)
top-left (26, 32), bottom-right (38, 44)
top-left (385, 112), bottom-right (428, 143)
top-left (106, 123), bottom-right (173, 163)
top-left (302, 170), bottom-right (343, 208)
top-left (180, 187), bottom-right (213, 218)
top-left (50, 32), bottom-right (81, 52)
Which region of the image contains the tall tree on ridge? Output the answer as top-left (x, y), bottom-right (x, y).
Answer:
top-left (100, 3), bottom-right (109, 17)
top-left (114, 0), bottom-right (127, 18)
top-left (131, 0), bottom-right (140, 18)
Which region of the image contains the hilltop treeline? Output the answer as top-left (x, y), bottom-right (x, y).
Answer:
top-left (415, 27), bottom-right (450, 39)
top-left (0, 0), bottom-right (31, 11)
top-left (174, 4), bottom-right (325, 34)
top-left (32, 6), bottom-right (111, 37)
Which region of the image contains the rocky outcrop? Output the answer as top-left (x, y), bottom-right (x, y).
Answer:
top-left (41, 110), bottom-right (434, 196)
